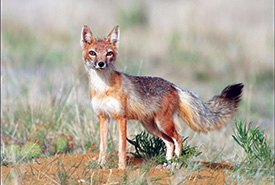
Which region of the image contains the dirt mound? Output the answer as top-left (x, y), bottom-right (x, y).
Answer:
top-left (1, 153), bottom-right (234, 184)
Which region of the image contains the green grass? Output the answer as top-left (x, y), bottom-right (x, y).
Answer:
top-left (2, 27), bottom-right (74, 68)
top-left (127, 131), bottom-right (166, 161)
top-left (230, 120), bottom-right (275, 182)
top-left (233, 120), bottom-right (274, 168)
top-left (127, 131), bottom-right (201, 165)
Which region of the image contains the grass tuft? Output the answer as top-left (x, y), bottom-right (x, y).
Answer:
top-left (230, 119), bottom-right (274, 182)
top-left (232, 120), bottom-right (274, 169)
top-left (127, 131), bottom-right (201, 165)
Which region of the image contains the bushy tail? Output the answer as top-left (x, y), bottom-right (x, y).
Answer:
top-left (176, 83), bottom-right (244, 133)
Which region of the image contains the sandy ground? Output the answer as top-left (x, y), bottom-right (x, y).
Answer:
top-left (1, 153), bottom-right (237, 185)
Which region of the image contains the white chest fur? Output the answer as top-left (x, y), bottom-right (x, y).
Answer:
top-left (88, 69), bottom-right (122, 116)
top-left (88, 69), bottom-right (110, 93)
top-left (92, 96), bottom-right (121, 116)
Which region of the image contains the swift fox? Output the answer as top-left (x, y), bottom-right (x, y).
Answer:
top-left (80, 25), bottom-right (244, 169)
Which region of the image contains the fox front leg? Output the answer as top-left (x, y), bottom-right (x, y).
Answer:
top-left (117, 116), bottom-right (127, 169)
top-left (98, 114), bottom-right (109, 166)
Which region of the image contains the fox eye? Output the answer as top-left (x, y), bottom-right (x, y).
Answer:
top-left (106, 51), bottom-right (113, 56)
top-left (89, 50), bottom-right (96, 56)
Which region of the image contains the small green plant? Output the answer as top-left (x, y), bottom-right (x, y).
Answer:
top-left (51, 133), bottom-right (74, 154)
top-left (32, 125), bottom-right (48, 147)
top-left (127, 131), bottom-right (166, 161)
top-left (3, 144), bottom-right (21, 161)
top-left (55, 135), bottom-right (68, 154)
top-left (127, 131), bottom-right (201, 164)
top-left (33, 131), bottom-right (46, 146)
top-left (232, 120), bottom-right (275, 175)
top-left (20, 142), bottom-right (41, 159)
top-left (85, 142), bottom-right (97, 152)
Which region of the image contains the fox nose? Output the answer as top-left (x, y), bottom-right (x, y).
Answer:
top-left (98, 61), bottom-right (105, 68)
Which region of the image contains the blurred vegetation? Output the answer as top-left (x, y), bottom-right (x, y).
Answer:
top-left (117, 1), bottom-right (148, 30)
top-left (2, 28), bottom-right (73, 68)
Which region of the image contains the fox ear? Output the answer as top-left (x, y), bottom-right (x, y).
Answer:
top-left (81, 25), bottom-right (95, 48)
top-left (106, 25), bottom-right (120, 48)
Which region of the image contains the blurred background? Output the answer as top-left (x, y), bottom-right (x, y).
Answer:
top-left (1, 0), bottom-right (274, 159)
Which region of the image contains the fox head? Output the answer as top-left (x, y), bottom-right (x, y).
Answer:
top-left (81, 25), bottom-right (120, 70)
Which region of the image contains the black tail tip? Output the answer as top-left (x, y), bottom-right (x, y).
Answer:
top-left (221, 83), bottom-right (244, 102)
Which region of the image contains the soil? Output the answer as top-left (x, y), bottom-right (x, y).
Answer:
top-left (1, 153), bottom-right (235, 184)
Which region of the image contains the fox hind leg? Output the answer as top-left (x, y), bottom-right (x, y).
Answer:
top-left (141, 119), bottom-right (181, 161)
top-left (162, 137), bottom-right (174, 161)
top-left (155, 116), bottom-right (183, 160)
